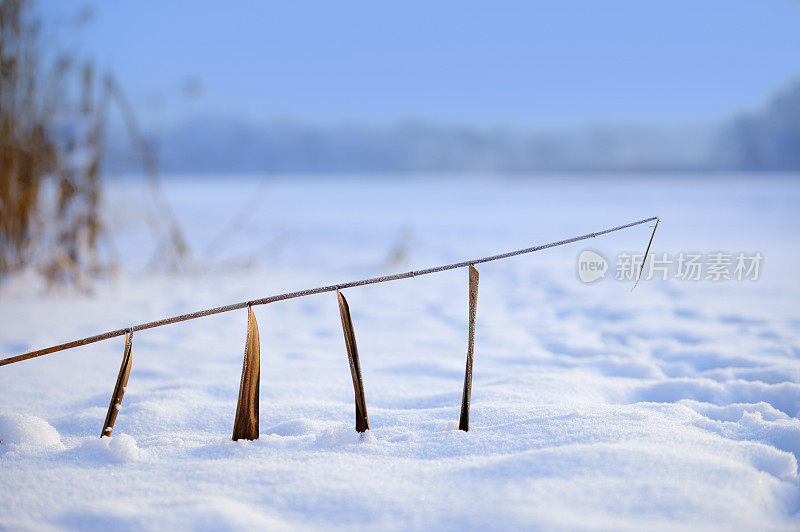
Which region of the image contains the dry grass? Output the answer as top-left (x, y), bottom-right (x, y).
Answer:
top-left (0, 0), bottom-right (56, 277)
top-left (1, 0), bottom-right (110, 287)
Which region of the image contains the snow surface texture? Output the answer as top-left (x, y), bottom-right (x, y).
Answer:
top-left (1, 174), bottom-right (799, 530)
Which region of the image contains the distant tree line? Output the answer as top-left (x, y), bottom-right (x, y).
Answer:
top-left (104, 80), bottom-right (800, 175)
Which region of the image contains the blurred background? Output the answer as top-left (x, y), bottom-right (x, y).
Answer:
top-left (2, 0), bottom-right (799, 286)
top-left (49, 0), bottom-right (800, 173)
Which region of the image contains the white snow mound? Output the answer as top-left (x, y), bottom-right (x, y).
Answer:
top-left (79, 433), bottom-right (144, 463)
top-left (0, 412), bottom-right (62, 449)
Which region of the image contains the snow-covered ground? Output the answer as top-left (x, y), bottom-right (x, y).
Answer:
top-left (2, 173), bottom-right (799, 530)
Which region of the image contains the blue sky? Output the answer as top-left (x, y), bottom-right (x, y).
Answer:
top-left (40, 0), bottom-right (800, 129)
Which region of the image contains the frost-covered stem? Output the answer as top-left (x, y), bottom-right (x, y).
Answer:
top-left (0, 216), bottom-right (658, 367)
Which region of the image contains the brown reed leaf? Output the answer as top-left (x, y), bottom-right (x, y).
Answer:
top-left (101, 332), bottom-right (133, 437)
top-left (459, 265), bottom-right (479, 431)
top-left (232, 306), bottom-right (260, 441)
top-left (337, 290), bottom-right (369, 432)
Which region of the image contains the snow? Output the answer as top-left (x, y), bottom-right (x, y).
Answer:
top-left (1, 173), bottom-right (799, 529)
top-left (0, 413), bottom-right (63, 450)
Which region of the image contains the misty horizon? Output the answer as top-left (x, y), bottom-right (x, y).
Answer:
top-left (104, 76), bottom-right (800, 174)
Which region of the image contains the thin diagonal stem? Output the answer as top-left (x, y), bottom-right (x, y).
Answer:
top-left (0, 216), bottom-right (658, 367)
